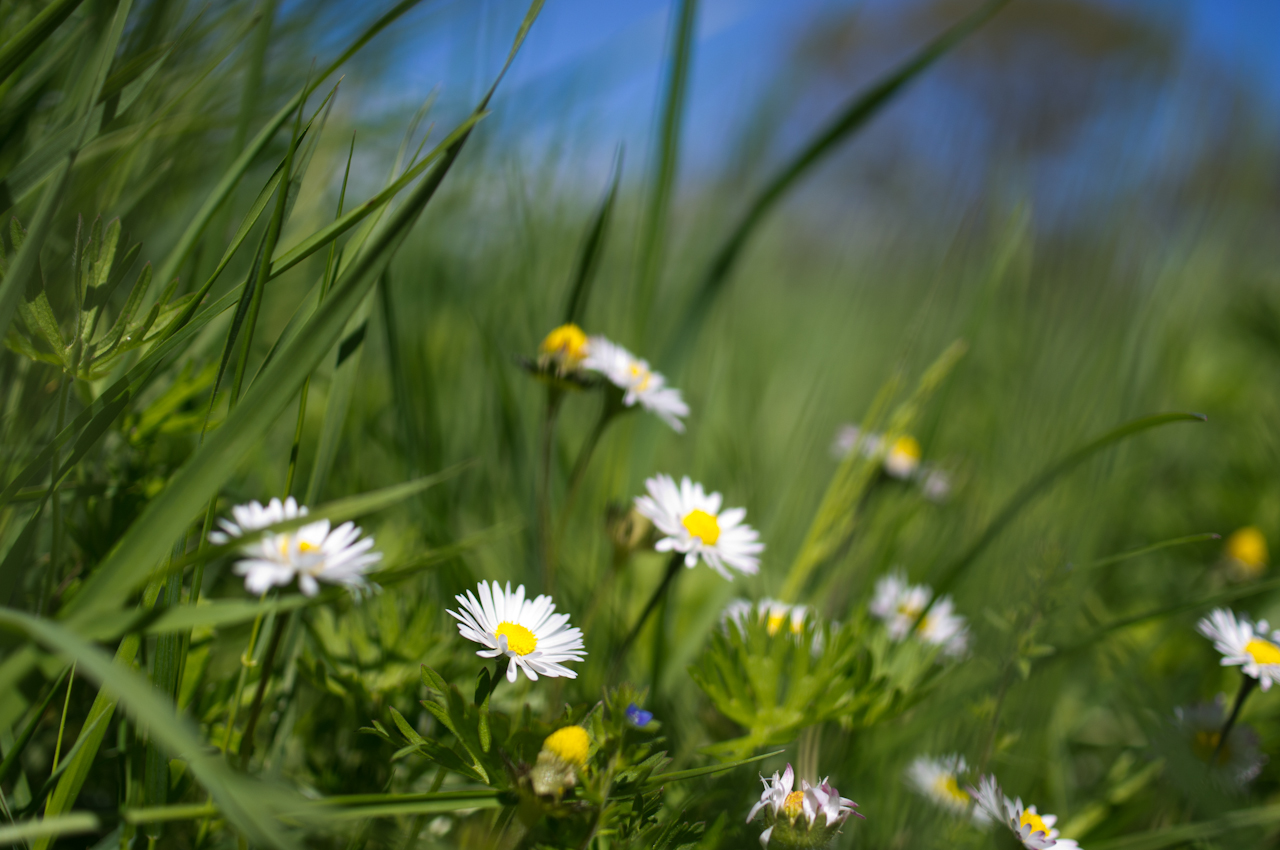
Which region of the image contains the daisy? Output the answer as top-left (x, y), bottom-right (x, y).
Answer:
top-left (831, 425), bottom-right (920, 478)
top-left (447, 581), bottom-right (586, 683)
top-left (1197, 608), bottom-right (1280, 691)
top-left (210, 497), bottom-right (381, 597)
top-left (969, 776), bottom-right (1079, 849)
top-left (1174, 700), bottom-right (1266, 787)
top-left (747, 764), bottom-right (862, 849)
top-left (634, 474), bottom-right (763, 579)
top-left (869, 570), bottom-right (969, 656)
top-left (884, 435), bottom-right (922, 479)
top-left (721, 598), bottom-right (756, 633)
top-left (538, 323), bottom-right (590, 374)
top-left (583, 336), bottom-right (688, 432)
top-left (906, 754), bottom-right (989, 823)
top-left (762, 598), bottom-right (810, 637)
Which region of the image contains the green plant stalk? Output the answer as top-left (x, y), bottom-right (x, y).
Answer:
top-left (538, 387), bottom-right (564, 588)
top-left (0, 665), bottom-right (71, 786)
top-left (48, 663), bottom-right (75, 776)
top-left (237, 612), bottom-right (287, 769)
top-left (219, 594), bottom-right (271, 756)
top-left (1212, 676), bottom-right (1256, 767)
top-left (43, 375), bottom-right (70, 615)
top-left (554, 398), bottom-right (623, 554)
top-left (615, 552), bottom-right (684, 668)
top-left (143, 559), bottom-right (185, 839)
top-left (0, 0), bottom-right (87, 86)
top-left (285, 133), bottom-right (354, 497)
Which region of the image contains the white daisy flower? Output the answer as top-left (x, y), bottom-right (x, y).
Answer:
top-left (583, 336), bottom-right (689, 432)
top-left (747, 764), bottom-right (862, 849)
top-left (1173, 700), bottom-right (1267, 788)
top-left (1197, 608), bottom-right (1280, 691)
top-left (761, 598), bottom-right (810, 637)
top-left (906, 754), bottom-right (989, 823)
top-left (634, 474), bottom-right (763, 580)
top-left (210, 497), bottom-right (381, 597)
top-left (969, 776), bottom-right (1080, 849)
top-left (447, 581), bottom-right (586, 683)
top-left (869, 569), bottom-right (969, 656)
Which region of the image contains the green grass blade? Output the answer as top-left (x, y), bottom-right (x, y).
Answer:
top-left (305, 291), bottom-right (374, 504)
top-left (0, 0), bottom-right (86, 86)
top-left (152, 0), bottom-right (429, 287)
top-left (641, 749), bottom-right (781, 788)
top-left (926, 412), bottom-right (1207, 603)
top-left (634, 0), bottom-right (696, 344)
top-left (0, 813), bottom-right (100, 845)
top-left (1085, 532), bottom-right (1221, 571)
top-left (563, 148), bottom-right (623, 326)
top-left (0, 665), bottom-right (70, 786)
top-left (58, 1), bottom-right (543, 628)
top-left (1087, 803), bottom-right (1280, 850)
top-left (663, 0), bottom-right (1012, 370)
top-left (2, 606), bottom-right (304, 850)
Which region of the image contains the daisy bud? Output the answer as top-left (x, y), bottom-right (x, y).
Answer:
top-left (531, 726), bottom-right (590, 796)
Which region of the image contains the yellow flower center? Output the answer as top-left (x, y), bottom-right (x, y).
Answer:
top-left (543, 725), bottom-right (590, 766)
top-left (767, 613), bottom-right (786, 636)
top-left (1227, 527), bottom-right (1268, 570)
top-left (1192, 730), bottom-right (1230, 763)
top-left (1245, 638), bottom-right (1280, 665)
top-left (932, 773), bottom-right (970, 805)
top-left (277, 535), bottom-right (318, 558)
top-left (682, 509), bottom-right (721, 545)
top-left (892, 435), bottom-right (922, 460)
top-left (627, 362), bottom-right (652, 391)
top-left (783, 790), bottom-right (805, 819)
top-left (495, 622), bottom-right (538, 656)
top-left (539, 324), bottom-right (588, 366)
top-left (897, 601), bottom-right (923, 619)
top-left (1020, 809), bottom-right (1049, 836)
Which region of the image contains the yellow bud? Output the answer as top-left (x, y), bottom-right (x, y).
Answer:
top-left (543, 725), bottom-right (590, 767)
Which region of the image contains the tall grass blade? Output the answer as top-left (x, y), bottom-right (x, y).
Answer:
top-left (0, 813), bottom-right (100, 845)
top-left (664, 0), bottom-right (1013, 369)
top-left (0, 0), bottom-right (86, 86)
top-left (564, 149), bottom-right (623, 326)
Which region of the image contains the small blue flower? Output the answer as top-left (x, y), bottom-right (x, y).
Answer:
top-left (626, 703), bottom-right (653, 727)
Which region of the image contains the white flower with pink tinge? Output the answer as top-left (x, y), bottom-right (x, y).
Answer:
top-left (210, 497), bottom-right (381, 597)
top-left (969, 775), bottom-right (1080, 849)
top-left (747, 764), bottom-right (863, 848)
top-left (582, 336), bottom-right (688, 432)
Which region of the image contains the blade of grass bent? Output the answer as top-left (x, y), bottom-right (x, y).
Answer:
top-left (663, 0), bottom-right (1012, 371)
top-left (59, 0), bottom-right (546, 628)
top-left (1, 607), bottom-right (303, 850)
top-left (923, 412), bottom-right (1207, 611)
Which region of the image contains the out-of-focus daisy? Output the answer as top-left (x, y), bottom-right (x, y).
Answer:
top-left (634, 474), bottom-right (763, 580)
top-left (762, 598), bottom-right (810, 636)
top-left (1174, 700), bottom-right (1266, 788)
top-left (831, 425), bottom-right (951, 501)
top-left (869, 570), bottom-right (969, 656)
top-left (447, 581), bottom-right (586, 683)
top-left (583, 336), bottom-right (688, 431)
top-left (1223, 526), bottom-right (1268, 580)
top-left (906, 754), bottom-right (989, 823)
top-left (538, 323), bottom-right (590, 374)
top-left (747, 764), bottom-right (863, 849)
top-left (1197, 608), bottom-right (1280, 691)
top-left (531, 725), bottom-right (590, 796)
top-left (969, 776), bottom-right (1080, 849)
top-left (210, 497), bottom-right (381, 597)
top-left (721, 598), bottom-right (756, 633)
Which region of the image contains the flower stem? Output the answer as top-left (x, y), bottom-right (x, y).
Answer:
top-left (614, 552), bottom-right (683, 669)
top-left (554, 402), bottom-right (620, 552)
top-left (538, 388), bottom-right (565, 590)
top-left (1212, 675), bottom-right (1257, 766)
top-left (238, 610), bottom-right (289, 769)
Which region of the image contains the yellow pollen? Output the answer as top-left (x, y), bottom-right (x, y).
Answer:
top-left (1245, 638), bottom-right (1280, 665)
top-left (539, 324), bottom-right (588, 366)
top-left (1227, 527), bottom-right (1268, 571)
top-left (783, 790), bottom-right (805, 819)
top-left (628, 362), bottom-right (652, 391)
top-left (891, 435), bottom-right (922, 461)
top-left (1020, 809), bottom-right (1049, 836)
top-left (682, 509), bottom-right (721, 545)
top-left (495, 622), bottom-right (538, 656)
top-left (932, 774), bottom-right (970, 804)
top-left (543, 725), bottom-right (590, 766)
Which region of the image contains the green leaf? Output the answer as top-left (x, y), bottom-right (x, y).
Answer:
top-left (0, 813), bottom-right (100, 845)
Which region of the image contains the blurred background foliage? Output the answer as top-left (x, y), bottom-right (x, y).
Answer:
top-left (0, 0), bottom-right (1279, 847)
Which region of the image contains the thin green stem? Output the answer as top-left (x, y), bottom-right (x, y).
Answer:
top-left (538, 388), bottom-right (564, 589)
top-left (49, 662), bottom-right (75, 774)
top-left (238, 611), bottom-right (287, 769)
top-left (43, 376), bottom-right (71, 614)
top-left (614, 552), bottom-right (683, 672)
top-left (218, 593), bottom-right (270, 756)
top-left (1212, 676), bottom-right (1257, 767)
top-left (553, 402), bottom-right (619, 554)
